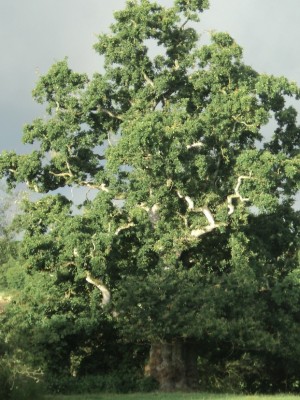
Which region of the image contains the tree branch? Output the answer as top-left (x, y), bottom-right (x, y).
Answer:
top-left (227, 175), bottom-right (251, 215)
top-left (79, 181), bottom-right (110, 192)
top-left (49, 171), bottom-right (73, 178)
top-left (86, 271), bottom-right (110, 306)
top-left (232, 116), bottom-right (256, 129)
top-left (138, 203), bottom-right (160, 226)
top-left (96, 108), bottom-right (123, 121)
top-left (143, 72), bottom-right (154, 87)
top-left (115, 222), bottom-right (135, 235)
top-left (177, 191), bottom-right (194, 210)
top-left (190, 206), bottom-right (225, 237)
top-left (186, 141), bottom-right (204, 150)
top-left (177, 192), bottom-right (223, 237)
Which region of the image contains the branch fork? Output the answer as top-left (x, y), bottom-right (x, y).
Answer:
top-left (227, 175), bottom-right (251, 215)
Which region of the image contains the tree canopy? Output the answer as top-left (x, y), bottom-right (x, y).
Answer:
top-left (0, 0), bottom-right (300, 392)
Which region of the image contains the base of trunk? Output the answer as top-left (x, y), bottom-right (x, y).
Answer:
top-left (145, 339), bottom-right (199, 391)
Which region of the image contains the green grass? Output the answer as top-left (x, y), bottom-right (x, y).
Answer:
top-left (45, 393), bottom-right (300, 400)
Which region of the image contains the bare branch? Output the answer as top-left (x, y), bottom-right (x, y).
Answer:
top-left (25, 180), bottom-right (41, 193)
top-left (97, 107), bottom-right (123, 121)
top-left (190, 206), bottom-right (224, 237)
top-left (108, 131), bottom-right (113, 147)
top-left (232, 116), bottom-right (256, 129)
top-left (177, 191), bottom-right (194, 210)
top-left (138, 202), bottom-right (160, 226)
top-left (80, 181), bottom-right (110, 192)
top-left (173, 59), bottom-right (180, 71)
top-left (86, 271), bottom-right (111, 306)
top-left (149, 204), bottom-right (160, 225)
top-left (180, 17), bottom-right (190, 30)
top-left (176, 193), bottom-right (221, 236)
top-left (227, 175), bottom-right (251, 215)
top-left (49, 171), bottom-right (73, 178)
top-left (115, 222), bottom-right (135, 235)
top-left (191, 224), bottom-right (217, 237)
top-left (143, 72), bottom-right (154, 87)
top-left (73, 248), bottom-right (79, 258)
top-left (201, 206), bottom-right (215, 226)
top-left (186, 142), bottom-right (204, 150)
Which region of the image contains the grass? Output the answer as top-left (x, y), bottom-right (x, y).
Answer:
top-left (45, 393), bottom-right (300, 400)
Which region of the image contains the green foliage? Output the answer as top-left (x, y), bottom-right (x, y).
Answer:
top-left (47, 371), bottom-right (158, 395)
top-left (0, 0), bottom-right (300, 393)
top-left (0, 335), bottom-right (44, 400)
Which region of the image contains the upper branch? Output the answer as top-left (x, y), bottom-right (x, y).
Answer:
top-left (227, 175), bottom-right (251, 215)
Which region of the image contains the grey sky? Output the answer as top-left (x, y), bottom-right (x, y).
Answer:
top-left (1, 0), bottom-right (300, 153)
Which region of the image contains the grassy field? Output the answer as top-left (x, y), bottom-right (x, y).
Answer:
top-left (45, 393), bottom-right (300, 400)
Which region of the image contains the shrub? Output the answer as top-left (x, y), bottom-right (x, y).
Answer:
top-left (46, 369), bottom-right (158, 394)
top-left (0, 357), bottom-right (44, 400)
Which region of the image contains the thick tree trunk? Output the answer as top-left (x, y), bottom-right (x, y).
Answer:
top-left (145, 339), bottom-right (199, 391)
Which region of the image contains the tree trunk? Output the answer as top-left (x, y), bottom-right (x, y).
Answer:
top-left (145, 339), bottom-right (199, 391)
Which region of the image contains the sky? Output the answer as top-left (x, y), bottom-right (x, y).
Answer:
top-left (0, 0), bottom-right (299, 204)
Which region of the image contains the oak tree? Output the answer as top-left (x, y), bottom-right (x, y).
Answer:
top-left (1, 0), bottom-right (300, 391)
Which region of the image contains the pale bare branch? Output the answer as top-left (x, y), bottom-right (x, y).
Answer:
top-left (201, 206), bottom-right (215, 226)
top-left (190, 206), bottom-right (224, 238)
top-left (227, 175), bottom-right (251, 215)
top-left (49, 171), bottom-right (73, 178)
top-left (103, 109), bottom-right (123, 121)
top-left (96, 107), bottom-right (123, 121)
top-left (138, 202), bottom-right (160, 226)
top-left (115, 222), bottom-right (135, 235)
top-left (177, 191), bottom-right (194, 210)
top-left (173, 59), bottom-right (180, 70)
top-left (73, 248), bottom-right (79, 258)
top-left (191, 224), bottom-right (218, 237)
top-left (186, 142), bottom-right (204, 150)
top-left (80, 181), bottom-right (110, 192)
top-left (149, 204), bottom-right (160, 225)
top-left (86, 271), bottom-right (111, 306)
top-left (232, 115), bottom-right (256, 129)
top-left (143, 72), bottom-right (154, 87)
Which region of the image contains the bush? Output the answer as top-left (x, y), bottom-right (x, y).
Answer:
top-left (0, 359), bottom-right (11, 399)
top-left (47, 369), bottom-right (158, 394)
top-left (197, 353), bottom-right (265, 394)
top-left (0, 357), bottom-right (44, 400)
top-left (5, 261), bottom-right (26, 290)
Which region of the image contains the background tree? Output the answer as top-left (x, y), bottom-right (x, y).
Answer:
top-left (0, 0), bottom-right (300, 392)
top-left (0, 184), bottom-right (21, 289)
